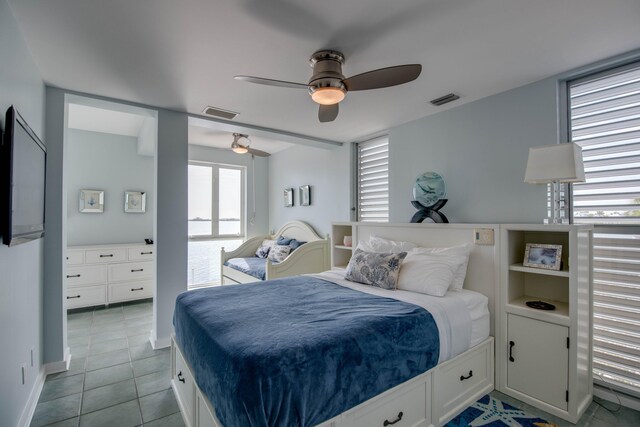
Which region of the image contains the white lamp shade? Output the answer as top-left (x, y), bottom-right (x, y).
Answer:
top-left (524, 143), bottom-right (586, 184)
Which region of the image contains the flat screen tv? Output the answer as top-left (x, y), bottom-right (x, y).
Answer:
top-left (1, 106), bottom-right (46, 246)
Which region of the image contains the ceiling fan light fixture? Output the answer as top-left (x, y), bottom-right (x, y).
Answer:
top-left (311, 86), bottom-right (346, 105)
top-left (231, 133), bottom-right (250, 154)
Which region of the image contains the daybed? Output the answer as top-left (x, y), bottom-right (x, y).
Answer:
top-left (220, 220), bottom-right (330, 284)
top-left (173, 223), bottom-right (497, 427)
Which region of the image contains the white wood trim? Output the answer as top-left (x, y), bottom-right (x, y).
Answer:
top-left (17, 368), bottom-right (46, 427)
top-left (150, 331), bottom-right (171, 350)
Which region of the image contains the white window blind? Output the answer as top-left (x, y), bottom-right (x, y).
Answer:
top-left (357, 137), bottom-right (389, 222)
top-left (568, 61), bottom-right (640, 396)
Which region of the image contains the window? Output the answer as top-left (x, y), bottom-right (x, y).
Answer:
top-left (356, 136), bottom-right (389, 222)
top-left (188, 162), bottom-right (245, 288)
top-left (568, 61), bottom-right (640, 396)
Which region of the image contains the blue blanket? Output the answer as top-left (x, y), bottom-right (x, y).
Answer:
top-left (174, 276), bottom-right (439, 427)
top-left (224, 257), bottom-right (268, 280)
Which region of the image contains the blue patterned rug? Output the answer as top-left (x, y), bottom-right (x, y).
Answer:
top-left (446, 394), bottom-right (556, 427)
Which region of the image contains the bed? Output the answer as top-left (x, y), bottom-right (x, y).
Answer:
top-left (221, 220), bottom-right (330, 284)
top-left (173, 223), bottom-right (498, 427)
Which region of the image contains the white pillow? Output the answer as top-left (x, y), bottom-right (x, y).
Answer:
top-left (397, 253), bottom-right (467, 297)
top-left (367, 235), bottom-right (418, 253)
top-left (410, 244), bottom-right (472, 291)
top-left (268, 244), bottom-right (291, 263)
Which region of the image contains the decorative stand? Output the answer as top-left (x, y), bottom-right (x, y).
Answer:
top-left (410, 199), bottom-right (449, 223)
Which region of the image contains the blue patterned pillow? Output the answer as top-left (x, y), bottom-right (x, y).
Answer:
top-left (268, 244), bottom-right (291, 263)
top-left (255, 239), bottom-right (276, 258)
top-left (345, 249), bottom-right (407, 290)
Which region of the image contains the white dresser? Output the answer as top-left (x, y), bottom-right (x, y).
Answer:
top-left (66, 243), bottom-right (155, 309)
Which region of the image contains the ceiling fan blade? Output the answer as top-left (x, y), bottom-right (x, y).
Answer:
top-left (234, 75), bottom-right (309, 89)
top-left (247, 147), bottom-right (271, 157)
top-left (342, 64), bottom-right (422, 91)
top-left (318, 104), bottom-right (339, 123)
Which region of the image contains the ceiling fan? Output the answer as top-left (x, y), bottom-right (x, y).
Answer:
top-left (235, 50), bottom-right (421, 123)
top-left (230, 133), bottom-right (270, 157)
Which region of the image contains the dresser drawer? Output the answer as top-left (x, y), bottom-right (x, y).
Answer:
top-left (66, 265), bottom-right (107, 287)
top-left (65, 285), bottom-right (106, 309)
top-left (433, 339), bottom-right (493, 425)
top-left (85, 248), bottom-right (126, 264)
top-left (343, 376), bottom-right (429, 427)
top-left (108, 261), bottom-right (153, 283)
top-left (66, 251), bottom-right (84, 265)
top-left (174, 345), bottom-right (195, 426)
top-left (108, 281), bottom-right (153, 303)
top-left (128, 246), bottom-right (154, 261)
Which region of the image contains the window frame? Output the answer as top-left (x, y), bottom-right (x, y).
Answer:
top-left (188, 160), bottom-right (246, 241)
top-left (355, 136), bottom-right (390, 223)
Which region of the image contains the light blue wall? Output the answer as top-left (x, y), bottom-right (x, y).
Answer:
top-left (389, 78), bottom-right (557, 224)
top-left (66, 129), bottom-right (154, 245)
top-left (0, 0), bottom-right (46, 425)
top-left (268, 144), bottom-right (351, 237)
top-left (188, 145), bottom-right (269, 239)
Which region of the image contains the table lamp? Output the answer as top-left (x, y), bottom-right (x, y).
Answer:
top-left (524, 143), bottom-right (586, 224)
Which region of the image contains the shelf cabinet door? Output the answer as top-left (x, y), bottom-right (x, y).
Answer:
top-left (507, 314), bottom-right (569, 410)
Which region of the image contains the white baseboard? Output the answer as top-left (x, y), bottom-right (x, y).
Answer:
top-left (150, 332), bottom-right (170, 350)
top-left (44, 347), bottom-right (71, 375)
top-left (17, 368), bottom-right (46, 427)
top-left (594, 384), bottom-right (640, 412)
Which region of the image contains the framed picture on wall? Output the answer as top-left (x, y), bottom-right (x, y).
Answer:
top-left (284, 188), bottom-right (294, 207)
top-left (79, 190), bottom-right (104, 213)
top-left (124, 191), bottom-right (146, 213)
top-left (299, 185), bottom-right (311, 206)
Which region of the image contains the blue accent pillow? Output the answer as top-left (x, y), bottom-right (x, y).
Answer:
top-left (289, 239), bottom-right (307, 251)
top-left (277, 236), bottom-right (294, 245)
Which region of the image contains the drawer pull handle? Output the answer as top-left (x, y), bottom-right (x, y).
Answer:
top-left (460, 370), bottom-right (473, 381)
top-left (383, 412), bottom-right (403, 426)
top-left (177, 371), bottom-right (185, 383)
top-left (67, 295), bottom-right (81, 299)
top-left (131, 269), bottom-right (144, 273)
top-left (67, 274), bottom-right (81, 278)
top-left (141, 251), bottom-right (153, 255)
top-left (131, 287), bottom-right (144, 292)
top-left (509, 340), bottom-right (515, 362)
top-left (99, 254), bottom-right (114, 258)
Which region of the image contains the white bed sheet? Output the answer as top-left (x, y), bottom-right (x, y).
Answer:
top-left (314, 269), bottom-right (490, 363)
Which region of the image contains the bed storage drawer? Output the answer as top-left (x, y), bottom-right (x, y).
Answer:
top-left (66, 265), bottom-right (107, 287)
top-left (197, 392), bottom-right (221, 427)
top-left (173, 344), bottom-right (196, 427)
top-left (343, 374), bottom-right (431, 427)
top-left (433, 338), bottom-right (494, 425)
top-left (65, 285), bottom-right (106, 309)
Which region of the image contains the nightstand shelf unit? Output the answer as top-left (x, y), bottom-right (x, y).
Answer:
top-left (331, 222), bottom-right (356, 269)
top-left (497, 224), bottom-right (593, 424)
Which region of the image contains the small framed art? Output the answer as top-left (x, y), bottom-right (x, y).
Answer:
top-left (125, 191), bottom-right (146, 213)
top-left (523, 243), bottom-right (562, 270)
top-left (79, 190), bottom-right (104, 213)
top-left (299, 185), bottom-right (311, 206)
top-left (284, 188), bottom-right (294, 207)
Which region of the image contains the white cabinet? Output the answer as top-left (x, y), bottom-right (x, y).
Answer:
top-left (66, 243), bottom-right (155, 309)
top-left (331, 222), bottom-right (356, 268)
top-left (497, 224), bottom-right (592, 423)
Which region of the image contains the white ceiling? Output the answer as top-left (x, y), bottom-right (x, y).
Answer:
top-left (10, 0), bottom-right (640, 143)
top-left (67, 104), bottom-right (146, 137)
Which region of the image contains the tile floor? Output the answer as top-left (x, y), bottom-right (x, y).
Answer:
top-left (31, 299), bottom-right (640, 427)
top-left (30, 300), bottom-right (184, 427)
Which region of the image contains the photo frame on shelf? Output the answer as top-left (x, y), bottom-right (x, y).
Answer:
top-left (79, 189), bottom-right (104, 213)
top-left (124, 191), bottom-right (146, 213)
top-left (299, 185), bottom-right (311, 206)
top-left (523, 243), bottom-right (562, 270)
top-left (284, 188), bottom-right (294, 207)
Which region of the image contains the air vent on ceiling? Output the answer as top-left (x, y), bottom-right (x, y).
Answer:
top-left (430, 93), bottom-right (460, 106)
top-left (202, 106), bottom-right (239, 120)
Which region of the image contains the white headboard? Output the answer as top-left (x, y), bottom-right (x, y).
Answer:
top-left (351, 222), bottom-right (499, 335)
top-left (273, 220), bottom-right (327, 242)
